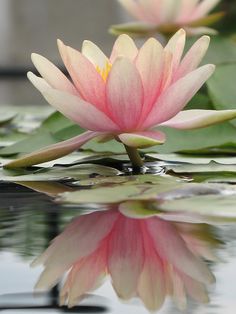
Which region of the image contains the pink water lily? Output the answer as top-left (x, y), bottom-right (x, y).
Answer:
top-left (6, 30), bottom-right (236, 169)
top-left (32, 206), bottom-right (215, 311)
top-left (111, 0), bottom-right (223, 36)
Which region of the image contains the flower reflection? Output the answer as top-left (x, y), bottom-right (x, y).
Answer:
top-left (32, 204), bottom-right (216, 311)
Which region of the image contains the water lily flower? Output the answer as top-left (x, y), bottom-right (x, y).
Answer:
top-left (6, 30), bottom-right (236, 169)
top-left (111, 0), bottom-right (223, 37)
top-left (32, 206), bottom-right (215, 311)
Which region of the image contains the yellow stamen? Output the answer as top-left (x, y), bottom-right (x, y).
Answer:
top-left (96, 61), bottom-right (112, 81)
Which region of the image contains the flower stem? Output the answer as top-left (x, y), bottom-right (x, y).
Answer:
top-left (124, 145), bottom-right (144, 168)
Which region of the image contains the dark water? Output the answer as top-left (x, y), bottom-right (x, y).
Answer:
top-left (1, 182), bottom-right (236, 314)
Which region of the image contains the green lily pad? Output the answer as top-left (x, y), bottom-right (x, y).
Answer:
top-left (0, 111), bottom-right (17, 126)
top-left (0, 130), bottom-right (58, 156)
top-left (60, 175), bottom-right (183, 204)
top-left (149, 122), bottom-right (236, 154)
top-left (59, 174), bottom-right (234, 205)
top-left (148, 153), bottom-right (236, 165)
top-left (207, 64), bottom-right (236, 127)
top-left (166, 162), bottom-right (236, 174)
top-left (0, 164), bottom-right (121, 182)
top-left (159, 194), bottom-right (236, 219)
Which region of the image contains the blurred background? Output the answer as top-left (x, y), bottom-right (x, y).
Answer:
top-left (0, 0), bottom-right (126, 105)
top-left (0, 0), bottom-right (235, 106)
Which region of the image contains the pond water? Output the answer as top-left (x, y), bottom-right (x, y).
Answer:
top-left (1, 181), bottom-right (236, 314)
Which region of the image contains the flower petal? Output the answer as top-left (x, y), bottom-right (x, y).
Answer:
top-left (161, 109), bottom-right (236, 130)
top-left (27, 72), bottom-right (119, 131)
top-left (143, 64), bottom-right (215, 128)
top-left (110, 34), bottom-right (138, 63)
top-left (129, 0), bottom-right (164, 24)
top-left (146, 217), bottom-right (215, 284)
top-left (118, 131), bottom-right (166, 148)
top-left (61, 245), bottom-right (107, 307)
top-left (135, 38), bottom-right (164, 119)
top-left (108, 215), bottom-right (144, 299)
top-left (34, 210), bottom-right (119, 289)
top-left (191, 0), bottom-right (221, 20)
top-left (57, 39), bottom-right (106, 111)
top-left (169, 269), bottom-right (187, 310)
top-left (31, 53), bottom-right (77, 94)
top-left (158, 0), bottom-right (180, 23)
top-left (82, 40), bottom-right (109, 69)
top-left (117, 0), bottom-right (147, 21)
top-left (164, 29), bottom-right (186, 74)
top-left (4, 131), bottom-right (99, 168)
top-left (182, 274), bottom-right (210, 303)
top-left (175, 35), bottom-right (210, 80)
top-left (175, 0), bottom-right (200, 23)
top-left (106, 57), bottom-right (143, 130)
top-left (138, 256), bottom-right (166, 311)
top-left (138, 223), bottom-right (166, 311)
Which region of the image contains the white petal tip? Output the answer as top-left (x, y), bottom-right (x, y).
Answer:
top-left (208, 64), bottom-right (216, 72)
top-left (57, 38), bottom-right (65, 48)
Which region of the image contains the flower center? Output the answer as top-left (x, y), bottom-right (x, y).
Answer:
top-left (96, 61), bottom-right (112, 81)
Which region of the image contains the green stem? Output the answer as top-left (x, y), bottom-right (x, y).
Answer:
top-left (124, 145), bottom-right (144, 168)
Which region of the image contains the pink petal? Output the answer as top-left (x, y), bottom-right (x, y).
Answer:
top-left (118, 131), bottom-right (166, 148)
top-left (27, 72), bottom-right (119, 131)
top-left (135, 38), bottom-right (164, 120)
top-left (175, 36), bottom-right (210, 80)
top-left (158, 0), bottom-right (180, 23)
top-left (82, 40), bottom-right (109, 69)
top-left (106, 57), bottom-right (144, 130)
top-left (138, 256), bottom-right (166, 311)
top-left (4, 131), bottom-right (99, 169)
top-left (182, 274), bottom-right (210, 303)
top-left (61, 245), bottom-right (107, 307)
top-left (117, 0), bottom-right (149, 22)
top-left (161, 109), bottom-right (236, 130)
top-left (57, 39), bottom-right (106, 111)
top-left (175, 0), bottom-right (200, 22)
top-left (191, 0), bottom-right (221, 20)
top-left (146, 217), bottom-right (214, 284)
top-left (164, 29), bottom-right (186, 75)
top-left (143, 64), bottom-right (215, 128)
top-left (31, 53), bottom-right (77, 94)
top-left (108, 215), bottom-right (145, 299)
top-left (130, 0), bottom-right (163, 24)
top-left (138, 222), bottom-right (166, 311)
top-left (34, 210), bottom-right (119, 289)
top-left (168, 269), bottom-right (187, 310)
top-left (110, 34), bottom-right (138, 63)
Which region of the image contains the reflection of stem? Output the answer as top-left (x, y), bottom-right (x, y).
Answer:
top-left (124, 145), bottom-right (144, 168)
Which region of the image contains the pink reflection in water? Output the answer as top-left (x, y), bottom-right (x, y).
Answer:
top-left (32, 206), bottom-right (216, 311)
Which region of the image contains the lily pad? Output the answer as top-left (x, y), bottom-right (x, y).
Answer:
top-left (148, 153), bottom-right (236, 165)
top-left (0, 130), bottom-right (58, 156)
top-left (207, 64), bottom-right (236, 127)
top-left (159, 194), bottom-right (236, 219)
top-left (166, 162), bottom-right (236, 174)
top-left (0, 111), bottom-right (17, 126)
top-left (59, 174), bottom-right (234, 205)
top-left (0, 164), bottom-right (121, 182)
top-left (60, 175), bottom-right (184, 204)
